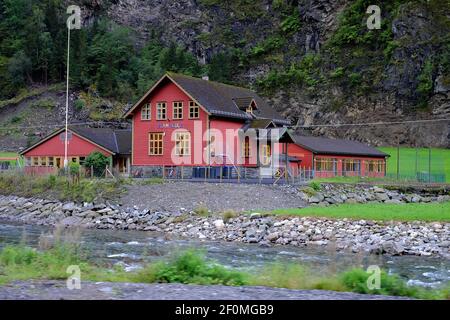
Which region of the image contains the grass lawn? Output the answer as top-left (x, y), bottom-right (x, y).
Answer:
top-left (378, 147), bottom-right (450, 183)
top-left (270, 202), bottom-right (450, 222)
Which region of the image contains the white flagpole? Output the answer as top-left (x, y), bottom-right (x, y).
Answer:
top-left (64, 26), bottom-right (70, 169)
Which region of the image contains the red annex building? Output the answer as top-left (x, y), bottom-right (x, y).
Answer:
top-left (124, 72), bottom-right (388, 179)
top-left (20, 126), bottom-right (131, 176)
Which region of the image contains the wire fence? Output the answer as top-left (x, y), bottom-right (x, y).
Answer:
top-left (1, 146), bottom-right (449, 185)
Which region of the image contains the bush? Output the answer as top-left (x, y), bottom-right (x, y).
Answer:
top-left (194, 204), bottom-right (210, 217)
top-left (69, 162), bottom-right (80, 176)
top-left (221, 209), bottom-right (238, 223)
top-left (308, 181), bottom-right (322, 191)
top-left (83, 151), bottom-right (110, 177)
top-left (74, 99), bottom-right (85, 112)
top-left (136, 250), bottom-right (247, 286)
top-left (341, 268), bottom-right (419, 298)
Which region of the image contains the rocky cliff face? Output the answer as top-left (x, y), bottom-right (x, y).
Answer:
top-left (45, 1), bottom-right (450, 147)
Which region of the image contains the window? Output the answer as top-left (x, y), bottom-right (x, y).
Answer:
top-left (173, 101), bottom-right (183, 119)
top-left (25, 157), bottom-right (31, 166)
top-left (367, 160), bottom-right (384, 173)
top-left (243, 136), bottom-right (250, 158)
top-left (149, 133), bottom-right (164, 155)
top-left (343, 159), bottom-right (361, 172)
top-left (40, 157), bottom-right (47, 166)
top-left (315, 158), bottom-right (336, 172)
top-left (260, 144), bottom-right (271, 166)
top-left (141, 103), bottom-right (151, 120)
top-left (189, 101), bottom-right (199, 119)
top-left (156, 102), bottom-right (167, 120)
top-left (246, 106), bottom-right (253, 114)
top-left (175, 132), bottom-right (191, 156)
top-left (48, 157), bottom-right (54, 167)
top-left (32, 157), bottom-right (39, 166)
top-left (79, 157), bottom-right (86, 165)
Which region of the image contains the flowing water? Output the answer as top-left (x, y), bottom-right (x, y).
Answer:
top-left (0, 220), bottom-right (448, 288)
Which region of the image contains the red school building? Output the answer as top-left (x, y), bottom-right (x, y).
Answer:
top-left (124, 72), bottom-right (388, 179)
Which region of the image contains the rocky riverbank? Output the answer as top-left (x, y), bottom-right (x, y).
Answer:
top-left (0, 187), bottom-right (449, 258)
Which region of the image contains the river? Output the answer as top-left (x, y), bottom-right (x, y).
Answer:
top-left (0, 220), bottom-right (448, 288)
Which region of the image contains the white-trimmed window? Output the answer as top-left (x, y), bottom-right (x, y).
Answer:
top-left (141, 103), bottom-right (151, 120)
top-left (173, 101), bottom-right (183, 119)
top-left (32, 157), bottom-right (39, 166)
top-left (175, 132), bottom-right (191, 156)
top-left (189, 101), bottom-right (199, 119)
top-left (48, 157), bottom-right (54, 166)
top-left (149, 133), bottom-right (164, 155)
top-left (156, 102), bottom-right (167, 120)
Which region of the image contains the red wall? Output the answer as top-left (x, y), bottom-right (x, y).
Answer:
top-left (286, 143), bottom-right (386, 177)
top-left (23, 131), bottom-right (112, 158)
top-left (132, 81), bottom-right (210, 166)
top-left (210, 119), bottom-right (246, 166)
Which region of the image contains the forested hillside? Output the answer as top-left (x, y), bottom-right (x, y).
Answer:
top-left (0, 0), bottom-right (449, 151)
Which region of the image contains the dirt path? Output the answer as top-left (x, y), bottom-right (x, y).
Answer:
top-left (121, 182), bottom-right (306, 213)
top-left (0, 280), bottom-right (410, 300)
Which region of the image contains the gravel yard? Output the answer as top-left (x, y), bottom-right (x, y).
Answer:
top-left (120, 182), bottom-right (306, 213)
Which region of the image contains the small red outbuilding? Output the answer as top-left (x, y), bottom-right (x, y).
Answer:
top-left (19, 126), bottom-right (132, 176)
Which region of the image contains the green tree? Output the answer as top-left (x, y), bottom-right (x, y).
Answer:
top-left (84, 151), bottom-right (110, 177)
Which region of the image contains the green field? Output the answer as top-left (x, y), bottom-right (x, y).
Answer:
top-left (0, 152), bottom-right (22, 166)
top-left (378, 147), bottom-right (450, 182)
top-left (271, 202), bottom-right (450, 222)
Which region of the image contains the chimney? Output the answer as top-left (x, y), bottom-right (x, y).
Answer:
top-left (202, 75), bottom-right (209, 81)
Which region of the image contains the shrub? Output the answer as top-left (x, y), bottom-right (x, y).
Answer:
top-left (221, 209), bottom-right (238, 222)
top-left (280, 14), bottom-right (301, 34)
top-left (341, 268), bottom-right (419, 297)
top-left (194, 204), bottom-right (210, 217)
top-left (83, 151), bottom-right (110, 177)
top-left (308, 181), bottom-right (322, 191)
top-left (74, 99), bottom-right (85, 112)
top-left (69, 162), bottom-right (80, 176)
top-left (136, 250), bottom-right (247, 286)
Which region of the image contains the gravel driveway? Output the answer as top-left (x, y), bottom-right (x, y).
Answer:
top-left (0, 280), bottom-right (410, 300)
top-left (120, 182), bottom-right (306, 213)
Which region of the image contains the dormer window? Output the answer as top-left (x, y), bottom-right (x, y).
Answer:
top-left (246, 105), bottom-right (253, 114)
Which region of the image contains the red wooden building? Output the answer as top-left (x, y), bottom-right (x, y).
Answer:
top-left (125, 72), bottom-right (388, 179)
top-left (20, 126), bottom-right (132, 176)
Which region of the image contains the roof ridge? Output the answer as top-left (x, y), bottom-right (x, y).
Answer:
top-left (167, 71), bottom-right (255, 92)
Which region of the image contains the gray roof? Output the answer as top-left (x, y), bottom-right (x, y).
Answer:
top-left (20, 126), bottom-right (132, 156)
top-left (292, 134), bottom-right (388, 158)
top-left (70, 127), bottom-right (131, 155)
top-left (125, 72), bottom-right (290, 125)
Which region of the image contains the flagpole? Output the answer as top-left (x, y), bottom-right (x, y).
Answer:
top-left (64, 26), bottom-right (70, 170)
